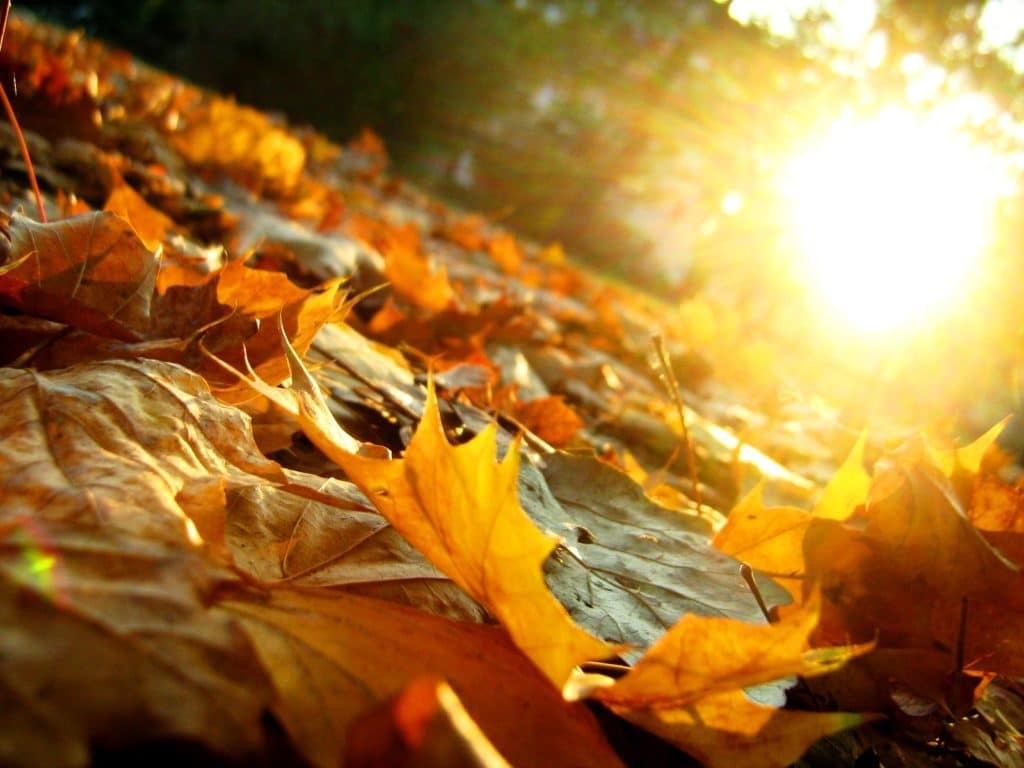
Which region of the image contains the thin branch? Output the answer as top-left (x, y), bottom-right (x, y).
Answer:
top-left (652, 333), bottom-right (702, 508)
top-left (0, 1), bottom-right (46, 222)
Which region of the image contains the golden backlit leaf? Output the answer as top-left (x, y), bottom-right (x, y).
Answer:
top-left (713, 483), bottom-right (810, 602)
top-left (224, 589), bottom-right (623, 768)
top-left (813, 433), bottom-right (869, 520)
top-left (596, 593), bottom-right (868, 709)
top-left (222, 335), bottom-right (615, 688)
top-left (612, 690), bottom-right (866, 768)
top-left (170, 97), bottom-right (307, 193)
top-left (931, 418), bottom-right (1008, 477)
top-left (334, 383), bottom-right (617, 689)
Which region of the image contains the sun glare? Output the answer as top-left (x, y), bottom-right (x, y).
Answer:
top-left (780, 108), bottom-right (1006, 335)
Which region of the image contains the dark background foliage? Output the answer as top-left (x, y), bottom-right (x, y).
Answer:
top-left (27, 1), bottom-right (1022, 292)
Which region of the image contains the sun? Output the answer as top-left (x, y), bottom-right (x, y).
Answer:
top-left (779, 107), bottom-right (1006, 335)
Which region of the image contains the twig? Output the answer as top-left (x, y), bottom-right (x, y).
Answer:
top-left (0, 0), bottom-right (46, 222)
top-left (0, 0), bottom-right (9, 52)
top-left (651, 333), bottom-right (702, 508)
top-left (740, 563), bottom-right (773, 623)
top-left (950, 595), bottom-right (968, 715)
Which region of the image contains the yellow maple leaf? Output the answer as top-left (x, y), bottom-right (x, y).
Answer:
top-left (215, 328), bottom-right (616, 689)
top-left (331, 383), bottom-right (616, 690)
top-left (813, 433), bottom-right (870, 520)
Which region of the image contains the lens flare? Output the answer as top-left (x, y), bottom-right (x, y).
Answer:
top-left (779, 108), bottom-right (1006, 335)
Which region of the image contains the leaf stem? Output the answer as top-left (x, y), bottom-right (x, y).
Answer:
top-left (740, 563), bottom-right (773, 623)
top-left (652, 333), bottom-right (702, 508)
top-left (0, 0), bottom-right (46, 222)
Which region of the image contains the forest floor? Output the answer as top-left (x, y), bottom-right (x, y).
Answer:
top-left (1, 13), bottom-right (1023, 768)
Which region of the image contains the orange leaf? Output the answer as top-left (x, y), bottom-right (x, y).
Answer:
top-left (487, 233), bottom-right (523, 275)
top-left (103, 178), bottom-right (174, 251)
top-left (347, 214), bottom-right (453, 311)
top-left (514, 395), bottom-right (584, 447)
top-left (345, 677), bottom-right (510, 768)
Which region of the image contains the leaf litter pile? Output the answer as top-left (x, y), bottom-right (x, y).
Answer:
top-left (2, 15), bottom-right (1024, 768)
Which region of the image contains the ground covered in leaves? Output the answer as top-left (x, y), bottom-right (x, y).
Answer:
top-left (1, 14), bottom-right (1023, 768)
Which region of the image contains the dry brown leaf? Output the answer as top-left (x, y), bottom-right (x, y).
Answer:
top-left (226, 475), bottom-right (486, 621)
top-left (0, 360), bottom-right (286, 766)
top-left (224, 588), bottom-right (623, 768)
top-left (0, 211), bottom-right (158, 341)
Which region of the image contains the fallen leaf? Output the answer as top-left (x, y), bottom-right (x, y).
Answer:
top-left (0, 360), bottom-right (286, 766)
top-left (169, 97), bottom-right (307, 193)
top-left (612, 690), bottom-right (866, 768)
top-left (713, 483), bottom-right (810, 604)
top-left (596, 594), bottom-right (868, 709)
top-left (0, 210), bottom-right (158, 341)
top-left (103, 177), bottom-right (174, 251)
top-left (344, 677), bottom-right (511, 768)
top-left (335, 384), bottom-right (617, 689)
top-left (347, 214), bottom-right (454, 311)
top-left (514, 395), bottom-right (584, 447)
top-left (813, 434), bottom-right (870, 521)
top-left (487, 233), bottom-right (523, 275)
top-left (526, 455), bottom-right (791, 660)
top-left (226, 475), bottom-right (486, 621)
top-left (219, 333), bottom-right (615, 687)
top-left (224, 588), bottom-right (623, 768)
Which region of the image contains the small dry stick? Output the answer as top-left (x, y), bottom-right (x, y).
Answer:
top-left (950, 595), bottom-right (969, 716)
top-left (0, 0), bottom-right (46, 222)
top-left (740, 563), bottom-right (773, 623)
top-left (651, 333), bottom-right (702, 508)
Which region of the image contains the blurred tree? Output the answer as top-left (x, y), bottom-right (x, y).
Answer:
top-left (24, 0), bottom-right (1024, 294)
